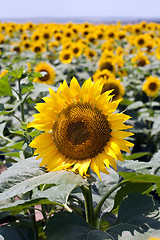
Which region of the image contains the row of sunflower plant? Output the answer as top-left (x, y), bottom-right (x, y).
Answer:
top-left (0, 20), bottom-right (160, 240)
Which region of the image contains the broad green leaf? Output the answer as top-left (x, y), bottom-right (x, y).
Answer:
top-left (106, 223), bottom-right (144, 239)
top-left (87, 230), bottom-right (114, 240)
top-left (0, 222), bottom-right (35, 240)
top-left (92, 170), bottom-right (120, 213)
top-left (0, 75), bottom-right (12, 96)
top-left (119, 172), bottom-right (160, 183)
top-left (0, 157), bottom-right (89, 209)
top-left (0, 100), bottom-right (23, 115)
top-left (127, 101), bottom-right (144, 110)
top-left (112, 182), bottom-right (153, 212)
top-left (2, 152), bottom-right (20, 158)
top-left (9, 68), bottom-right (23, 79)
top-left (0, 141), bottom-right (24, 151)
top-left (0, 198), bottom-right (52, 213)
top-left (33, 82), bottom-right (57, 93)
top-left (116, 193), bottom-right (160, 233)
top-left (151, 115), bottom-right (160, 136)
top-left (124, 152), bottom-right (149, 160)
top-left (0, 122), bottom-right (11, 142)
top-left (45, 212), bottom-right (93, 240)
top-left (0, 156), bottom-right (42, 193)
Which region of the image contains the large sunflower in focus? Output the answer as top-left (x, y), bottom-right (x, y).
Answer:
top-left (34, 62), bottom-right (55, 85)
top-left (27, 78), bottom-right (133, 178)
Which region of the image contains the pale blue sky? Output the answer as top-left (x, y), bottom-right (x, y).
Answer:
top-left (0, 0), bottom-right (160, 20)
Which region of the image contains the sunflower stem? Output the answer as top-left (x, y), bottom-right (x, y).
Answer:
top-left (18, 78), bottom-right (25, 122)
top-left (94, 181), bottom-right (126, 229)
top-left (80, 185), bottom-right (96, 227)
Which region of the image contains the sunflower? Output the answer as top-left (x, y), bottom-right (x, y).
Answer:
top-left (31, 31), bottom-right (42, 42)
top-left (59, 49), bottom-right (73, 64)
top-left (98, 58), bottom-right (115, 73)
top-left (34, 62), bottom-right (55, 85)
top-left (22, 40), bottom-right (32, 51)
top-left (11, 43), bottom-right (22, 54)
top-left (142, 76), bottom-right (160, 97)
top-left (32, 41), bottom-right (46, 54)
top-left (27, 77), bottom-right (133, 179)
top-left (131, 52), bottom-right (150, 67)
top-left (101, 78), bottom-right (125, 101)
top-left (84, 48), bottom-right (97, 60)
top-left (71, 42), bottom-right (83, 58)
top-left (92, 69), bottom-right (115, 82)
top-left (0, 69), bottom-right (8, 78)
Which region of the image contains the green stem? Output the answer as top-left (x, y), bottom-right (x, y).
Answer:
top-left (94, 181), bottom-right (127, 228)
top-left (41, 204), bottom-right (48, 223)
top-left (18, 78), bottom-right (25, 122)
top-left (80, 185), bottom-right (95, 227)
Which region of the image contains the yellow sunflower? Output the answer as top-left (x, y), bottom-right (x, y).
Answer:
top-left (84, 48), bottom-right (97, 60)
top-left (98, 58), bottom-right (116, 73)
top-left (34, 62), bottom-right (55, 85)
top-left (101, 78), bottom-right (125, 101)
top-left (59, 49), bottom-right (73, 64)
top-left (27, 77), bottom-right (133, 179)
top-left (142, 76), bottom-right (160, 97)
top-left (31, 41), bottom-right (46, 54)
top-left (0, 69), bottom-right (8, 78)
top-left (131, 52), bottom-right (150, 67)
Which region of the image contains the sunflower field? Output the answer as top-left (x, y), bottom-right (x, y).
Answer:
top-left (0, 21), bottom-right (160, 240)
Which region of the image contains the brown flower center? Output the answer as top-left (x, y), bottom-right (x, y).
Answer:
top-left (100, 62), bottom-right (114, 71)
top-left (137, 59), bottom-right (146, 66)
top-left (101, 82), bottom-right (120, 100)
top-left (52, 102), bottom-right (111, 160)
top-left (39, 70), bottom-right (50, 81)
top-left (64, 54), bottom-right (70, 60)
top-left (149, 82), bottom-right (157, 91)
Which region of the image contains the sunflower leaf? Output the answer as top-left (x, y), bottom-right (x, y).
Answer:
top-left (116, 193), bottom-right (160, 233)
top-left (0, 157), bottom-right (89, 210)
top-left (0, 75), bottom-right (12, 96)
top-left (0, 222), bottom-right (35, 240)
top-left (119, 172), bottom-right (160, 183)
top-left (45, 211), bottom-right (113, 240)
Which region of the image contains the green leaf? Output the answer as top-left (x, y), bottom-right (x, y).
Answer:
top-left (0, 222), bottom-right (35, 240)
top-left (92, 170), bottom-right (120, 213)
top-left (9, 68), bottom-right (23, 79)
top-left (106, 223), bottom-right (145, 240)
top-left (119, 172), bottom-right (160, 183)
top-left (0, 122), bottom-right (11, 142)
top-left (45, 212), bottom-right (93, 240)
top-left (0, 75), bottom-right (12, 96)
top-left (0, 157), bottom-right (89, 210)
top-left (151, 115), bottom-right (160, 135)
top-left (0, 100), bottom-right (23, 115)
top-left (0, 156), bottom-right (42, 193)
top-left (116, 193), bottom-right (160, 233)
top-left (0, 198), bottom-right (52, 213)
top-left (0, 141), bottom-right (24, 151)
top-left (87, 230), bottom-right (114, 240)
top-left (127, 101), bottom-right (144, 110)
top-left (113, 182), bottom-right (153, 212)
top-left (33, 82), bottom-right (57, 93)
top-left (124, 152), bottom-right (149, 160)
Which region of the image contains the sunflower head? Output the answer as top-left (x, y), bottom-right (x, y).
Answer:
top-left (59, 49), bottom-right (73, 64)
top-left (101, 79), bottom-right (125, 101)
top-left (34, 62), bottom-right (55, 85)
top-left (142, 76), bottom-right (160, 97)
top-left (27, 77), bottom-right (133, 179)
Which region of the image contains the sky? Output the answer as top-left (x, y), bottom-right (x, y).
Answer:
top-left (0, 0), bottom-right (160, 21)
